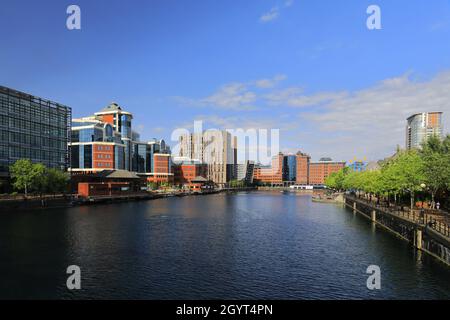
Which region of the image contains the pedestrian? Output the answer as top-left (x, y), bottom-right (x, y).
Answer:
top-left (436, 202), bottom-right (440, 210)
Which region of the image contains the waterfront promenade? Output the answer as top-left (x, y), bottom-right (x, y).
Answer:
top-left (344, 195), bottom-right (450, 266)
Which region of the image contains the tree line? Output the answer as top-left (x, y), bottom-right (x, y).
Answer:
top-left (325, 135), bottom-right (450, 212)
top-left (9, 159), bottom-right (69, 196)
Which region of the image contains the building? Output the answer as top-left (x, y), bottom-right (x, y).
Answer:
top-left (254, 153), bottom-right (284, 186)
top-left (73, 170), bottom-right (145, 197)
top-left (178, 130), bottom-right (236, 186)
top-left (236, 160), bottom-right (255, 185)
top-left (366, 161), bottom-right (381, 172)
top-left (347, 160), bottom-right (367, 172)
top-left (309, 158), bottom-right (346, 186)
top-left (283, 154), bottom-right (297, 183)
top-left (69, 103), bottom-right (172, 184)
top-left (94, 103), bottom-right (134, 170)
top-left (70, 117), bottom-right (125, 172)
top-left (295, 151), bottom-right (310, 185)
top-left (253, 151), bottom-right (345, 188)
top-left (172, 158), bottom-right (207, 186)
top-left (0, 86), bottom-right (71, 183)
top-left (146, 153), bottom-right (173, 184)
top-left (406, 112), bottom-right (443, 149)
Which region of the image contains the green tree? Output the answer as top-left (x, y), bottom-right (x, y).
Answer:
top-left (45, 168), bottom-right (69, 194)
top-left (325, 172), bottom-right (338, 190)
top-left (420, 135), bottom-right (450, 206)
top-left (10, 159), bottom-right (45, 197)
top-left (386, 150), bottom-right (425, 212)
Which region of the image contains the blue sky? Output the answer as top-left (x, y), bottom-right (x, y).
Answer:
top-left (1, 0), bottom-right (450, 162)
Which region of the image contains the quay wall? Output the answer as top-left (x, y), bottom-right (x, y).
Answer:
top-left (344, 196), bottom-right (450, 267)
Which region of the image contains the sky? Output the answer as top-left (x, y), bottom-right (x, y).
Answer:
top-left (1, 0), bottom-right (450, 163)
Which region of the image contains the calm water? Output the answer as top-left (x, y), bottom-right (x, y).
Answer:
top-left (0, 191), bottom-right (449, 299)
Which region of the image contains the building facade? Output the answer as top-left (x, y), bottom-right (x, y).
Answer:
top-left (254, 153), bottom-right (284, 186)
top-left (347, 160), bottom-right (367, 172)
top-left (70, 117), bottom-right (125, 172)
top-left (178, 130), bottom-right (236, 186)
top-left (69, 103), bottom-right (171, 184)
top-left (172, 158), bottom-right (208, 187)
top-left (253, 151), bottom-right (345, 187)
top-left (309, 158), bottom-right (346, 186)
top-left (406, 112), bottom-right (443, 149)
top-left (295, 151), bottom-right (310, 185)
top-left (0, 86), bottom-right (71, 180)
top-left (283, 155), bottom-right (297, 182)
top-left (236, 160), bottom-right (255, 185)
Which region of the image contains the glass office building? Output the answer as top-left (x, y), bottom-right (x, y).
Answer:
top-left (283, 155), bottom-right (297, 182)
top-left (0, 86), bottom-right (71, 178)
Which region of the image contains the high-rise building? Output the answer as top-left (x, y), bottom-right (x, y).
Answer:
top-left (406, 112), bottom-right (443, 149)
top-left (0, 86), bottom-right (71, 180)
top-left (178, 130), bottom-right (236, 186)
top-left (94, 103), bottom-right (134, 170)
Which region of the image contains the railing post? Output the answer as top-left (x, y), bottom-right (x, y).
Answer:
top-left (371, 210), bottom-right (376, 223)
top-left (415, 229), bottom-right (422, 250)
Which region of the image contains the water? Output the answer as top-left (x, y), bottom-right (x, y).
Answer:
top-left (0, 191), bottom-right (449, 299)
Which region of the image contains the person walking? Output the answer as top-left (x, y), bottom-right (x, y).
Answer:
top-left (436, 202), bottom-right (440, 210)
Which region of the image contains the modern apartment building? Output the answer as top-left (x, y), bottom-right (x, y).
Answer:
top-left (178, 130), bottom-right (237, 186)
top-left (0, 86), bottom-right (71, 180)
top-left (406, 112), bottom-right (443, 149)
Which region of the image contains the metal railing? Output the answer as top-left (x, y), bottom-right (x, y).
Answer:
top-left (346, 195), bottom-right (450, 238)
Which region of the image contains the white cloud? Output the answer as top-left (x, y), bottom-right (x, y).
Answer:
top-left (259, 1), bottom-right (294, 23)
top-left (260, 7), bottom-right (280, 23)
top-left (254, 74), bottom-right (287, 88)
top-left (300, 72), bottom-right (450, 160)
top-left (284, 0), bottom-right (294, 8)
top-left (174, 74), bottom-right (286, 111)
top-left (171, 71), bottom-right (450, 162)
top-left (173, 82), bottom-right (256, 111)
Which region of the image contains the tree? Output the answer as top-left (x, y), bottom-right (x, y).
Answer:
top-left (45, 168), bottom-right (69, 194)
top-left (325, 172), bottom-right (338, 190)
top-left (10, 159), bottom-right (45, 197)
top-left (387, 150), bottom-right (425, 212)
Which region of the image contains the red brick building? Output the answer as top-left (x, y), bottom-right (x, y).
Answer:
top-left (254, 151), bottom-right (345, 187)
top-left (253, 153), bottom-right (284, 185)
top-left (308, 159), bottom-right (346, 186)
top-left (173, 162), bottom-right (207, 186)
top-left (145, 153), bottom-right (174, 184)
top-left (296, 152), bottom-right (310, 185)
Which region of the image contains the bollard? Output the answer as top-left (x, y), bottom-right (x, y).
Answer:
top-left (415, 229), bottom-right (422, 250)
top-left (371, 210), bottom-right (376, 222)
top-left (353, 202), bottom-right (357, 213)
